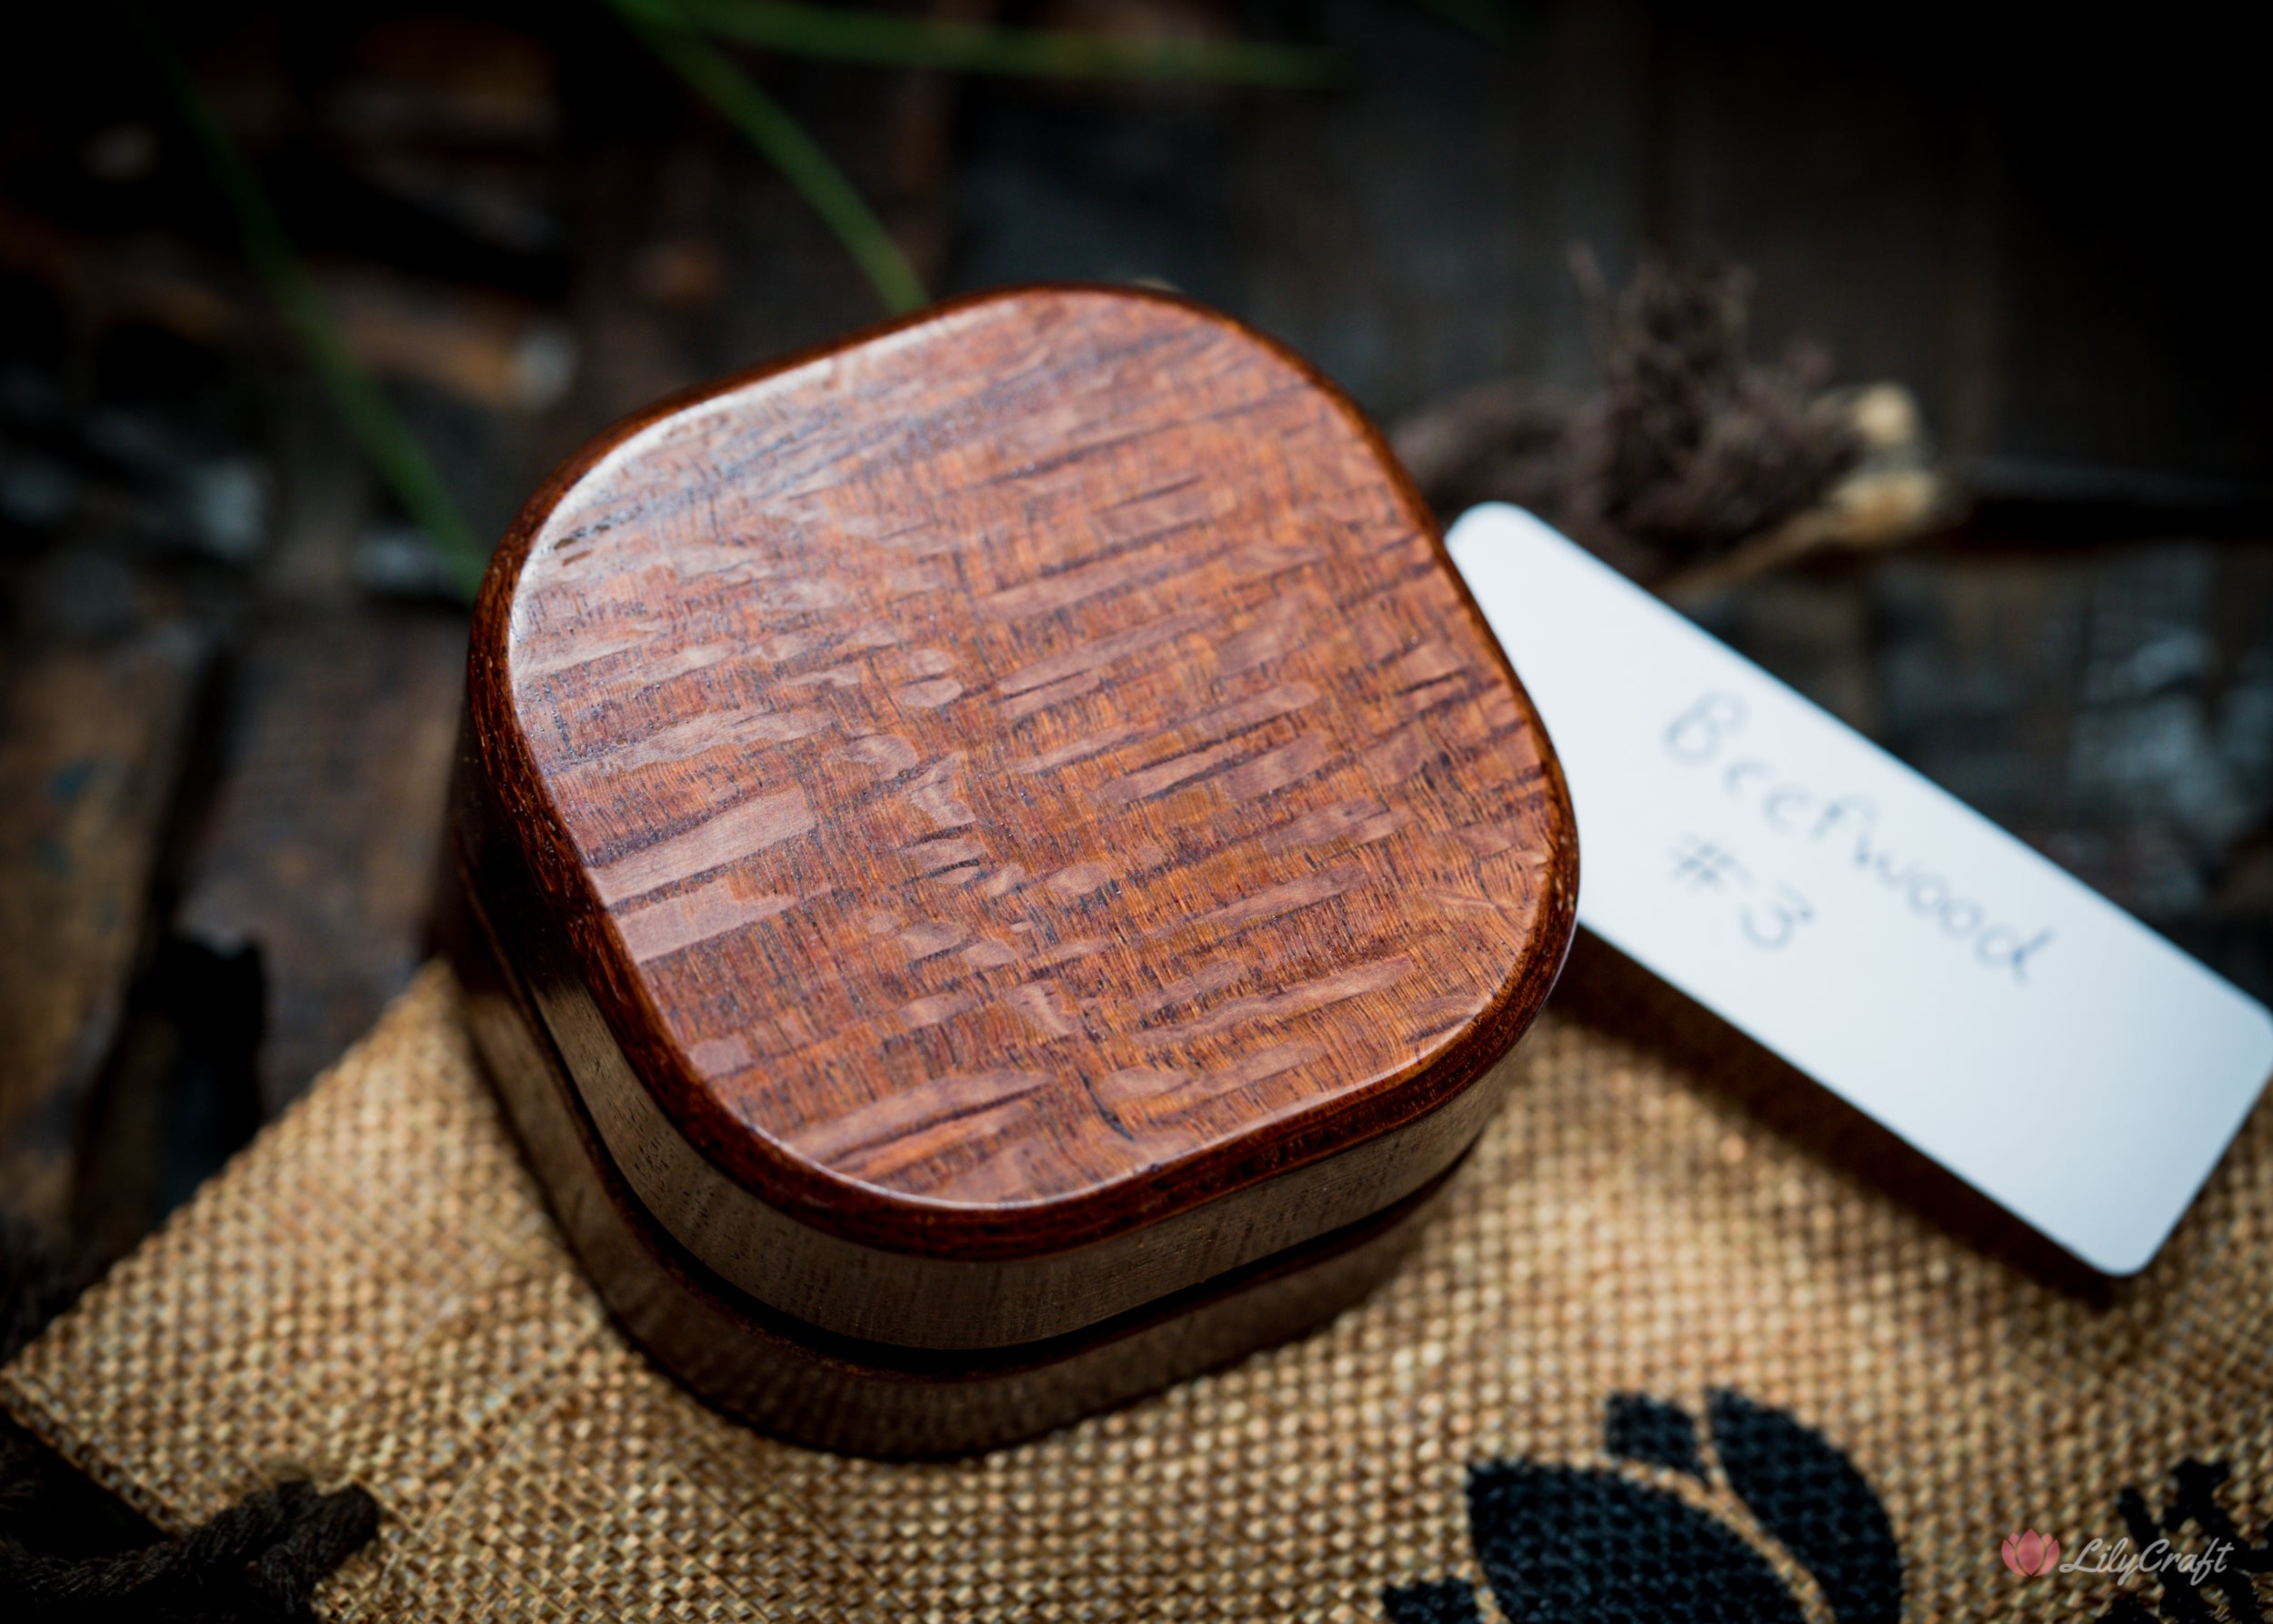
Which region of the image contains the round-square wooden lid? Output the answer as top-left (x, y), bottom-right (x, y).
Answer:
top-left (465, 286), bottom-right (1575, 1347)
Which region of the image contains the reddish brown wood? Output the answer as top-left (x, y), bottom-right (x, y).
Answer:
top-left (457, 286), bottom-right (1576, 1358)
top-left (450, 880), bottom-right (1454, 1456)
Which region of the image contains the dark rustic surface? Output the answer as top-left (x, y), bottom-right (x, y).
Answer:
top-left (0, 630), bottom-right (211, 1233)
top-left (175, 610), bottom-right (465, 1116)
top-left (1, 0), bottom-right (2268, 1354)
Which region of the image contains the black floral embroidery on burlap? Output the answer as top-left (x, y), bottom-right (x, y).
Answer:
top-left (1380, 1577), bottom-right (1484, 1624)
top-left (1602, 1392), bottom-right (1703, 1479)
top-left (1707, 1390), bottom-right (1900, 1624)
top-left (1385, 1391), bottom-right (1904, 1624)
top-left (1459, 1459), bottom-right (1806, 1623)
top-left (2098, 1457), bottom-right (2273, 1622)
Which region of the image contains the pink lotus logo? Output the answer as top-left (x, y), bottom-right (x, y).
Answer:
top-left (2002, 1529), bottom-right (2061, 1577)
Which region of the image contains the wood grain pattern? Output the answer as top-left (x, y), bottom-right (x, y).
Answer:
top-left (451, 881), bottom-right (1452, 1456)
top-left (453, 760), bottom-right (1519, 1346)
top-left (462, 286), bottom-right (1576, 1297)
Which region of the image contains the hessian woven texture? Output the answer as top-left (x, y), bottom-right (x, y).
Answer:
top-left (5, 959), bottom-right (2270, 1621)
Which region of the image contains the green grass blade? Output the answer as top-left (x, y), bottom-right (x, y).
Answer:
top-left (666, 0), bottom-right (1342, 85)
top-left (125, 3), bottom-right (489, 600)
top-left (605, 0), bottom-right (926, 316)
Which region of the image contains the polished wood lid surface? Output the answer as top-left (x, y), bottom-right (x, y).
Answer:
top-left (467, 286), bottom-right (1576, 1262)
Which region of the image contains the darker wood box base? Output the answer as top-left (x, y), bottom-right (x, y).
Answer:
top-left (445, 872), bottom-right (1459, 1459)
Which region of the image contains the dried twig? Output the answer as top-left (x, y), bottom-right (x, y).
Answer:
top-left (1391, 260), bottom-right (1952, 586)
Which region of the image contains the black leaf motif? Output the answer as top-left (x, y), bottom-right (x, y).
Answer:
top-left (1707, 1389), bottom-right (1902, 1624)
top-left (1383, 1577), bottom-right (1485, 1624)
top-left (2097, 1599), bottom-right (2162, 1624)
top-left (1381, 1391), bottom-right (1906, 1624)
top-left (2117, 1460), bottom-right (2272, 1622)
top-left (1467, 1460), bottom-right (1807, 1624)
top-left (1605, 1392), bottom-right (1704, 1478)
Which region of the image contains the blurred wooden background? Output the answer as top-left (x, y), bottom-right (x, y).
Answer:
top-left (3, 0), bottom-right (2268, 1274)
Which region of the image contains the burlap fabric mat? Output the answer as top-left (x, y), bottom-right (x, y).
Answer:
top-left (5, 953), bottom-right (2269, 1621)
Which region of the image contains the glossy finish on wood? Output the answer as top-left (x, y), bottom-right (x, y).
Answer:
top-left (454, 745), bottom-right (1523, 1348)
top-left (450, 877), bottom-right (1454, 1456)
top-left (457, 286), bottom-right (1576, 1359)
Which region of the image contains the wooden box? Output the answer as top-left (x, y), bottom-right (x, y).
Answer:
top-left (444, 286), bottom-right (1577, 1457)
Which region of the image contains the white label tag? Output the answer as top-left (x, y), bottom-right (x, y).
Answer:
top-left (1447, 504), bottom-right (2273, 1275)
